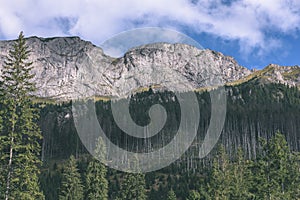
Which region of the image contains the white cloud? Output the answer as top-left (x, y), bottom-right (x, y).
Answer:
top-left (0, 0), bottom-right (299, 55)
top-left (101, 27), bottom-right (203, 57)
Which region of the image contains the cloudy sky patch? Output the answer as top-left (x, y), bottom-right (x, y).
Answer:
top-left (0, 0), bottom-right (299, 68)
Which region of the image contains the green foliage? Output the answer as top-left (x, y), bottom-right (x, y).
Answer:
top-left (40, 165), bottom-right (62, 200)
top-left (85, 137), bottom-right (108, 200)
top-left (118, 172), bottom-right (147, 200)
top-left (229, 148), bottom-right (253, 199)
top-left (16, 72), bottom-right (300, 200)
top-left (209, 145), bottom-right (231, 200)
top-left (208, 146), bottom-right (256, 199)
top-left (0, 32), bottom-right (44, 199)
top-left (167, 188), bottom-right (177, 200)
top-left (59, 155), bottom-right (84, 200)
top-left (205, 132), bottom-right (300, 200)
top-left (85, 160), bottom-right (108, 199)
top-left (39, 82), bottom-right (300, 163)
top-left (251, 132), bottom-right (300, 199)
top-left (186, 190), bottom-right (201, 200)
top-left (42, 132), bottom-right (299, 200)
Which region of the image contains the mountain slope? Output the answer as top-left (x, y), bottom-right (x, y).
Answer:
top-left (0, 36), bottom-right (299, 100)
top-left (0, 37), bottom-right (251, 100)
top-left (227, 64), bottom-right (300, 87)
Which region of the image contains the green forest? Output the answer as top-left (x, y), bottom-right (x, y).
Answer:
top-left (1, 33), bottom-right (300, 199)
top-left (39, 132), bottom-right (300, 200)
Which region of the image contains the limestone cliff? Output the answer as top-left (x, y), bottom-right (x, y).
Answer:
top-left (0, 37), bottom-right (251, 100)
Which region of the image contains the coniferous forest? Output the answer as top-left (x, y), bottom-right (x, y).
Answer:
top-left (1, 33), bottom-right (300, 199)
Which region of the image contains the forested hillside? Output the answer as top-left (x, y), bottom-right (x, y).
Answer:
top-left (40, 81), bottom-right (300, 161)
top-left (39, 81), bottom-right (300, 199)
top-left (1, 33), bottom-right (300, 200)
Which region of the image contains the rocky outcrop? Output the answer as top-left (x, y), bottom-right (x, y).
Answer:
top-left (257, 64), bottom-right (300, 87)
top-left (227, 64), bottom-right (300, 87)
top-left (113, 43), bottom-right (251, 96)
top-left (0, 37), bottom-right (251, 100)
top-left (0, 37), bottom-right (114, 100)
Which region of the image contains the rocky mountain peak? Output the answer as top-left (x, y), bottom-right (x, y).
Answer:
top-left (0, 36), bottom-right (254, 100)
top-left (262, 64), bottom-right (300, 86)
top-left (109, 43), bottom-right (252, 96)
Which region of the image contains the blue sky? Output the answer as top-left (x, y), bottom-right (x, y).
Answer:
top-left (0, 0), bottom-right (299, 69)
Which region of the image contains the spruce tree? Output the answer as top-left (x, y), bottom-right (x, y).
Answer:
top-left (118, 172), bottom-right (146, 200)
top-left (0, 32), bottom-right (44, 199)
top-left (186, 190), bottom-right (201, 200)
top-left (252, 132), bottom-right (300, 199)
top-left (167, 188), bottom-right (177, 200)
top-left (269, 132), bottom-right (298, 199)
top-left (118, 155), bottom-right (147, 200)
top-left (229, 147), bottom-right (253, 199)
top-left (59, 155), bottom-right (84, 200)
top-left (209, 145), bottom-right (231, 200)
top-left (290, 152), bottom-right (300, 198)
top-left (85, 137), bottom-right (108, 200)
top-left (250, 146), bottom-right (269, 199)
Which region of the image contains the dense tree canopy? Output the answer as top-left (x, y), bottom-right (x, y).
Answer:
top-left (59, 155), bottom-right (84, 200)
top-left (0, 32), bottom-right (44, 199)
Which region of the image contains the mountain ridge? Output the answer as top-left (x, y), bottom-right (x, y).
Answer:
top-left (0, 36), bottom-right (299, 101)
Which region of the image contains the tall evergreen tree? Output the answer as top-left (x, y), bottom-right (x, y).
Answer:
top-left (186, 190), bottom-right (201, 200)
top-left (59, 155), bottom-right (84, 200)
top-left (229, 147), bottom-right (253, 199)
top-left (167, 188), bottom-right (177, 200)
top-left (252, 132), bottom-right (300, 199)
top-left (290, 152), bottom-right (300, 198)
top-left (85, 137), bottom-right (108, 200)
top-left (209, 145), bottom-right (231, 200)
top-left (118, 172), bottom-right (146, 200)
top-left (0, 32), bottom-right (44, 199)
top-left (118, 155), bottom-right (147, 200)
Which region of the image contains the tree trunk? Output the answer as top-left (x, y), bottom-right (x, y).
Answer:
top-left (5, 105), bottom-right (17, 200)
top-left (5, 131), bottom-right (14, 200)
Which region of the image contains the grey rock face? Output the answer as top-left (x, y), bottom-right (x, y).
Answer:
top-left (260, 64), bottom-right (300, 87)
top-left (0, 37), bottom-right (114, 100)
top-left (0, 37), bottom-right (251, 100)
top-left (114, 43), bottom-right (251, 96)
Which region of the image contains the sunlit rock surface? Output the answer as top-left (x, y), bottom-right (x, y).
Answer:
top-left (0, 37), bottom-right (251, 100)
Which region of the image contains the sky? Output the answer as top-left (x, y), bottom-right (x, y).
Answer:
top-left (0, 0), bottom-right (300, 69)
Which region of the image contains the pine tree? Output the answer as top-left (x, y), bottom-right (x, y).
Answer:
top-left (118, 172), bottom-right (146, 200)
top-left (229, 147), bottom-right (253, 199)
top-left (59, 155), bottom-right (84, 200)
top-left (265, 133), bottom-right (289, 199)
top-left (186, 190), bottom-right (201, 200)
top-left (209, 145), bottom-right (231, 200)
top-left (266, 132), bottom-right (300, 199)
top-left (252, 132), bottom-right (300, 199)
top-left (0, 32), bottom-right (44, 199)
top-left (250, 143), bottom-right (270, 199)
top-left (290, 152), bottom-right (300, 198)
top-left (85, 137), bottom-right (108, 200)
top-left (167, 188), bottom-right (177, 200)
top-left (118, 155), bottom-right (147, 200)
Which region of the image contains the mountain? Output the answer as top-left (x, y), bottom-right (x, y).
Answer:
top-left (1, 36), bottom-right (300, 200)
top-left (1, 36), bottom-right (300, 162)
top-left (0, 36), bottom-right (252, 100)
top-left (1, 36), bottom-right (299, 101)
top-left (228, 64), bottom-right (300, 87)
